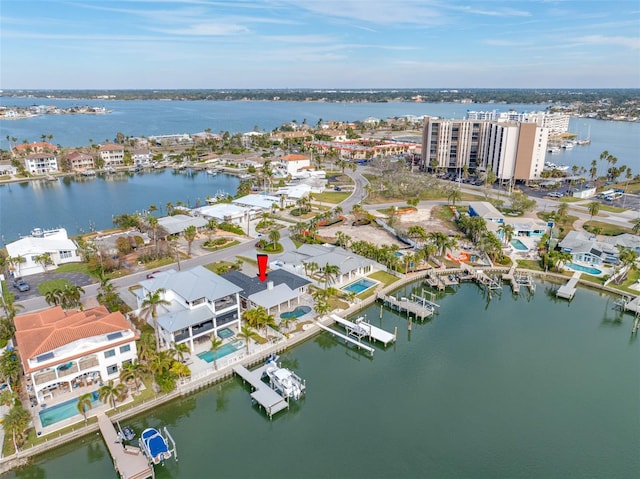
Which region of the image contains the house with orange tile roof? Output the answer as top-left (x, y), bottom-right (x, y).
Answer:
top-left (99, 143), bottom-right (125, 167)
top-left (14, 305), bottom-right (139, 405)
top-left (278, 154), bottom-right (311, 175)
top-left (12, 142), bottom-right (57, 156)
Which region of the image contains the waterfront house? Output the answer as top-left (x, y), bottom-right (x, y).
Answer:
top-left (99, 143), bottom-right (125, 167)
top-left (14, 305), bottom-right (139, 405)
top-left (0, 164), bottom-right (18, 176)
top-left (232, 194), bottom-right (280, 212)
top-left (558, 231), bottom-right (620, 266)
top-left (24, 153), bottom-right (59, 175)
top-left (12, 141), bottom-right (56, 156)
top-left (602, 233), bottom-right (640, 255)
top-left (157, 214), bottom-right (208, 237)
top-left (222, 269), bottom-right (311, 315)
top-left (134, 266), bottom-right (243, 352)
top-left (277, 244), bottom-right (381, 287)
top-left (6, 228), bottom-right (79, 277)
top-left (468, 201), bottom-right (504, 224)
top-left (63, 151), bottom-right (95, 172)
top-left (193, 203), bottom-right (250, 226)
top-left (131, 149), bottom-right (151, 167)
top-left (277, 154), bottom-right (311, 175)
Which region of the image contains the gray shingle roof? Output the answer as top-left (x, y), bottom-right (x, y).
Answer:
top-left (143, 265), bottom-right (242, 302)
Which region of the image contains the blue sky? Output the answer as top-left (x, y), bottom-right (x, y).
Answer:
top-left (1, 0), bottom-right (639, 89)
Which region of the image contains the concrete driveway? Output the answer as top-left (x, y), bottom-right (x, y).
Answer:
top-left (9, 271), bottom-right (95, 301)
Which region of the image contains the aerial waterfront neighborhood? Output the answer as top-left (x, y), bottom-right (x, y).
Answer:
top-left (0, 0), bottom-right (639, 476)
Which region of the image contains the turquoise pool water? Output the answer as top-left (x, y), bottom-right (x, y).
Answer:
top-left (39, 391), bottom-right (102, 427)
top-left (567, 263), bottom-right (602, 275)
top-left (510, 239), bottom-right (528, 251)
top-left (216, 327), bottom-right (234, 339)
top-left (197, 340), bottom-right (244, 363)
top-left (280, 306), bottom-right (312, 319)
top-left (342, 278), bottom-right (376, 294)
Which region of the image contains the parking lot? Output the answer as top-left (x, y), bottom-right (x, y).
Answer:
top-left (7, 271), bottom-right (94, 301)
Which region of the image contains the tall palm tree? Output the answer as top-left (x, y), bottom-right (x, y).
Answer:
top-left (268, 229), bottom-right (281, 249)
top-left (77, 392), bottom-right (93, 424)
top-left (61, 284), bottom-right (85, 310)
top-left (98, 380), bottom-right (127, 410)
top-left (140, 289), bottom-right (170, 351)
top-left (3, 404), bottom-right (31, 451)
top-left (120, 361), bottom-right (145, 395)
top-left (447, 188), bottom-right (462, 206)
top-left (587, 201), bottom-right (600, 219)
top-left (320, 263), bottom-right (340, 288)
top-left (45, 288), bottom-right (63, 307)
top-left (210, 335), bottom-right (223, 370)
top-left (183, 225), bottom-right (197, 255)
top-left (498, 223), bottom-right (515, 245)
top-left (237, 324), bottom-right (259, 354)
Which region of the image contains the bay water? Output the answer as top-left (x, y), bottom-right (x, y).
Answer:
top-left (7, 283), bottom-right (639, 479)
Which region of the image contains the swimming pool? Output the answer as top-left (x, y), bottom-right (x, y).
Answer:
top-left (39, 391), bottom-right (102, 427)
top-left (217, 327), bottom-right (235, 339)
top-left (280, 306), bottom-right (312, 319)
top-left (197, 340), bottom-right (244, 363)
top-left (566, 263), bottom-right (602, 275)
top-left (510, 239), bottom-right (528, 251)
top-left (341, 278), bottom-right (377, 295)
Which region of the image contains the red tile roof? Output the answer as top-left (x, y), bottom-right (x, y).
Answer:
top-left (14, 306), bottom-right (138, 373)
top-left (280, 154), bottom-right (310, 162)
top-left (99, 143), bottom-right (124, 151)
top-left (13, 142), bottom-right (56, 152)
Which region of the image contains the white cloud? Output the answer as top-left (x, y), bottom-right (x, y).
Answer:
top-left (575, 35), bottom-right (640, 49)
top-left (150, 22), bottom-right (249, 36)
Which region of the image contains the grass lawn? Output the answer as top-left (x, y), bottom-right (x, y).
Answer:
top-left (368, 270), bottom-right (401, 287)
top-left (433, 204), bottom-right (456, 221)
top-left (310, 191), bottom-right (351, 204)
top-left (202, 239), bottom-right (239, 251)
top-left (515, 259), bottom-right (544, 271)
top-left (237, 255), bottom-right (258, 268)
top-left (204, 261), bottom-right (237, 275)
top-left (597, 204), bottom-right (627, 213)
top-left (38, 278), bottom-right (72, 295)
top-left (54, 263), bottom-right (94, 275)
top-left (583, 220), bottom-right (633, 236)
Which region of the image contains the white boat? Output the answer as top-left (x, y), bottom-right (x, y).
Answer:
top-left (206, 169), bottom-right (217, 176)
top-left (140, 427), bottom-right (173, 465)
top-left (547, 147), bottom-right (561, 154)
top-left (562, 141), bottom-right (574, 149)
top-left (264, 356), bottom-right (306, 400)
top-left (544, 161), bottom-right (569, 172)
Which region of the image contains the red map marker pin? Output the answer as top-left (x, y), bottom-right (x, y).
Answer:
top-left (257, 254), bottom-right (268, 282)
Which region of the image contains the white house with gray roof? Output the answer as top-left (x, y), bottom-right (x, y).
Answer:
top-left (134, 266), bottom-right (242, 352)
top-left (558, 231), bottom-right (620, 266)
top-left (157, 214), bottom-right (208, 236)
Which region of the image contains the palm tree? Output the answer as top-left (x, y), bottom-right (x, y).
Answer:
top-left (98, 380), bottom-right (127, 410)
top-left (320, 263), bottom-right (340, 288)
top-left (34, 253), bottom-right (53, 273)
top-left (45, 288), bottom-right (63, 307)
top-left (61, 284), bottom-right (85, 310)
top-left (172, 342), bottom-right (190, 363)
top-left (140, 289), bottom-right (171, 351)
top-left (237, 324), bottom-right (259, 354)
top-left (120, 361), bottom-right (145, 395)
top-left (77, 392), bottom-right (93, 423)
top-left (587, 201), bottom-right (600, 219)
top-left (210, 335), bottom-right (223, 370)
top-left (447, 188), bottom-right (462, 206)
top-left (498, 223), bottom-right (515, 245)
top-left (183, 225), bottom-right (197, 255)
top-left (556, 202), bottom-right (569, 222)
top-left (427, 232), bottom-right (451, 258)
top-left (632, 218), bottom-right (640, 235)
top-left (268, 229), bottom-right (281, 249)
top-left (3, 404), bottom-right (31, 451)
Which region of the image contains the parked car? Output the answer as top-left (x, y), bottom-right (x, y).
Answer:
top-left (13, 278), bottom-right (30, 292)
top-left (146, 271), bottom-right (161, 279)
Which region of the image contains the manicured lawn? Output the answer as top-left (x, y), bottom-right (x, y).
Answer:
top-left (368, 270), bottom-right (400, 287)
top-left (54, 263), bottom-right (93, 275)
top-left (202, 239), bottom-right (239, 251)
top-left (515, 259), bottom-right (544, 271)
top-left (596, 204), bottom-right (626, 213)
top-left (237, 255), bottom-right (258, 267)
top-left (38, 278), bottom-right (72, 295)
top-left (311, 191), bottom-right (351, 204)
top-left (583, 220), bottom-right (633, 236)
top-left (559, 196), bottom-right (583, 203)
top-left (204, 261), bottom-right (237, 275)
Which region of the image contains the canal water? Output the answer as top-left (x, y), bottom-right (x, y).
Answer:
top-left (8, 282), bottom-right (638, 479)
top-left (0, 170), bottom-right (240, 241)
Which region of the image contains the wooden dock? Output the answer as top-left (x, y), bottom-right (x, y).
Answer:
top-left (317, 323), bottom-right (375, 356)
top-left (97, 413), bottom-right (154, 479)
top-left (557, 272), bottom-right (581, 300)
top-left (330, 314), bottom-right (396, 346)
top-left (623, 296), bottom-right (640, 314)
top-left (233, 364), bottom-right (289, 418)
top-left (376, 293), bottom-right (433, 321)
top-left (502, 266), bottom-right (519, 294)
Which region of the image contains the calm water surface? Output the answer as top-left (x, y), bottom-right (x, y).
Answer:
top-left (0, 170), bottom-right (240, 241)
top-left (8, 283), bottom-right (639, 479)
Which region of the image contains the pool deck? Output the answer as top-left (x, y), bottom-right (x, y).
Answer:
top-left (97, 412), bottom-right (153, 479)
top-left (330, 314), bottom-right (396, 346)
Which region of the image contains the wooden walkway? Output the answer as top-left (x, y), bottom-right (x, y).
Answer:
top-left (557, 272), bottom-right (581, 300)
top-left (233, 364), bottom-right (289, 419)
top-left (97, 413), bottom-right (153, 479)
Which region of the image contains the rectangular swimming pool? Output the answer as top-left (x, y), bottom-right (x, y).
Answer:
top-left (510, 239), bottom-right (528, 251)
top-left (341, 278), bottom-right (377, 295)
top-left (197, 340), bottom-right (244, 363)
top-left (39, 391), bottom-right (103, 427)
